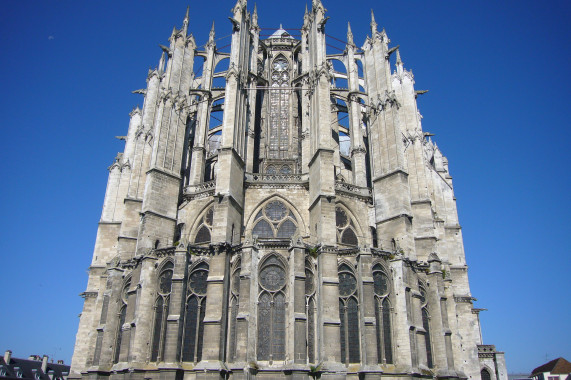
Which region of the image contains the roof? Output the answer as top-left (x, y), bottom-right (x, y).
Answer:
top-left (531, 357), bottom-right (571, 376)
top-left (0, 356), bottom-right (70, 380)
top-left (267, 25), bottom-right (294, 40)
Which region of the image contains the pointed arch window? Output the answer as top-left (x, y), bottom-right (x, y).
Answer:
top-left (150, 262), bottom-right (173, 362)
top-left (194, 206), bottom-right (213, 244)
top-left (257, 255), bottom-right (287, 361)
top-left (182, 262), bottom-right (209, 362)
top-left (372, 264), bottom-right (393, 364)
top-left (305, 258), bottom-right (317, 363)
top-left (269, 56), bottom-right (290, 159)
top-left (227, 259), bottom-right (241, 362)
top-left (252, 200), bottom-right (298, 239)
top-left (419, 285), bottom-right (433, 368)
top-left (481, 369), bottom-right (492, 380)
top-left (336, 207), bottom-right (358, 246)
top-left (114, 278), bottom-right (131, 363)
top-left (338, 263), bottom-right (360, 363)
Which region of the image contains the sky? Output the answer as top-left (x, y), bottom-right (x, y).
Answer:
top-left (0, 0), bottom-right (569, 374)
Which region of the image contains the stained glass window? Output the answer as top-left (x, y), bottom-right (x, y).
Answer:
top-left (373, 264), bottom-right (393, 364)
top-left (269, 57), bottom-right (290, 159)
top-left (336, 207), bottom-right (358, 246)
top-left (338, 263), bottom-right (360, 363)
top-left (228, 260), bottom-right (241, 362)
top-left (182, 262), bottom-right (209, 362)
top-left (252, 200), bottom-right (297, 239)
top-left (194, 207), bottom-right (213, 244)
top-left (257, 255), bottom-right (287, 361)
top-left (151, 263), bottom-right (173, 362)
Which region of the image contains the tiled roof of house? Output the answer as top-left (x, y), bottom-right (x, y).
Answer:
top-left (531, 357), bottom-right (571, 376)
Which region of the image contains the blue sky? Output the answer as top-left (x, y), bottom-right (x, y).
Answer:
top-left (0, 0), bottom-right (569, 373)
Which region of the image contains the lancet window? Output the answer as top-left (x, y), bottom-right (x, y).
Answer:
top-left (338, 263), bottom-right (360, 363)
top-left (182, 261), bottom-right (209, 362)
top-left (305, 258), bottom-right (316, 363)
top-left (481, 369), bottom-right (492, 380)
top-left (194, 206), bottom-right (214, 244)
top-left (113, 278), bottom-right (131, 363)
top-left (252, 200), bottom-right (298, 239)
top-left (227, 258), bottom-right (241, 362)
top-left (419, 285), bottom-right (433, 368)
top-left (372, 263), bottom-right (393, 364)
top-left (150, 262), bottom-right (173, 362)
top-left (336, 207), bottom-right (358, 246)
top-left (269, 56), bottom-right (290, 159)
top-left (257, 255), bottom-right (287, 361)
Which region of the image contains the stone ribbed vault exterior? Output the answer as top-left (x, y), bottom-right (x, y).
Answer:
top-left (70, 1), bottom-right (507, 379)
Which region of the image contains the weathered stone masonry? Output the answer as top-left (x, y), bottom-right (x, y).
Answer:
top-left (70, 2), bottom-right (508, 380)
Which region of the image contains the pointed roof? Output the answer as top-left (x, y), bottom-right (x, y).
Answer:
top-left (268, 24), bottom-right (294, 39)
top-left (531, 358), bottom-right (571, 376)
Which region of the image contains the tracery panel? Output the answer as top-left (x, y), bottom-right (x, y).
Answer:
top-left (338, 263), bottom-right (360, 364)
top-left (150, 263), bottom-right (173, 362)
top-left (373, 264), bottom-right (393, 364)
top-left (257, 255), bottom-right (287, 361)
top-left (182, 262), bottom-right (209, 362)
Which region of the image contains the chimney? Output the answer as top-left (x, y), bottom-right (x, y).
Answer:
top-left (41, 355), bottom-right (48, 373)
top-left (57, 360), bottom-right (64, 365)
top-left (4, 350), bottom-right (11, 364)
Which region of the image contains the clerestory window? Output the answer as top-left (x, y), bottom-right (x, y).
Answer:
top-left (252, 200), bottom-right (298, 239)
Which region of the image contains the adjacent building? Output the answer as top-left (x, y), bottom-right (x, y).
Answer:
top-left (70, 1), bottom-right (508, 379)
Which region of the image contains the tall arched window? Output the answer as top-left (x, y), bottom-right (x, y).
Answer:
top-left (114, 278), bottom-right (131, 363)
top-left (338, 263), bottom-right (360, 363)
top-left (305, 258), bottom-right (316, 363)
top-left (419, 285), bottom-right (433, 368)
top-left (481, 368), bottom-right (492, 380)
top-left (227, 259), bottom-right (241, 362)
top-left (257, 255), bottom-right (287, 361)
top-left (182, 262), bottom-right (209, 362)
top-left (336, 207), bottom-right (358, 246)
top-left (372, 264), bottom-right (393, 364)
top-left (269, 56), bottom-right (290, 159)
top-left (252, 200), bottom-right (298, 239)
top-left (194, 206), bottom-right (213, 244)
top-left (150, 262), bottom-right (173, 362)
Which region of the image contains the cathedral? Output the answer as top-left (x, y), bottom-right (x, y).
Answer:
top-left (70, 1), bottom-right (508, 379)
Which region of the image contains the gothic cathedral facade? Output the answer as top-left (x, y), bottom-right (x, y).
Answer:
top-left (70, 2), bottom-right (507, 380)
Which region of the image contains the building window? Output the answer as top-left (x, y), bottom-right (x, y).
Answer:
top-left (194, 206), bottom-right (213, 244)
top-left (336, 207), bottom-right (358, 246)
top-left (269, 56), bottom-right (290, 159)
top-left (182, 261), bottom-right (209, 362)
top-left (305, 258), bottom-right (316, 363)
top-left (227, 259), bottom-right (241, 362)
top-left (150, 262), bottom-right (173, 362)
top-left (252, 200), bottom-right (298, 239)
top-left (338, 263), bottom-right (360, 363)
top-left (373, 264), bottom-right (393, 364)
top-left (114, 278), bottom-right (131, 363)
top-left (481, 369), bottom-right (492, 380)
top-left (257, 254), bottom-right (287, 361)
top-left (419, 285), bottom-right (433, 368)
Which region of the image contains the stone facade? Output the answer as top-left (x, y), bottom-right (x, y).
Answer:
top-left (70, 1), bottom-right (507, 380)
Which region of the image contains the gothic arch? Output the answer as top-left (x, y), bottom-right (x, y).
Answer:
top-left (337, 260), bottom-right (360, 363)
top-left (335, 202), bottom-right (364, 246)
top-left (245, 194), bottom-right (307, 237)
top-left (188, 202), bottom-right (215, 244)
top-left (256, 252), bottom-right (288, 361)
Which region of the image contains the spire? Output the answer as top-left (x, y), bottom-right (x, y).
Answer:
top-left (182, 6), bottom-right (190, 34)
top-left (396, 48), bottom-right (402, 65)
top-left (158, 51), bottom-right (165, 75)
top-left (370, 9), bottom-right (378, 35)
top-left (347, 22), bottom-right (355, 47)
top-left (252, 3), bottom-right (258, 26)
top-left (208, 21), bottom-right (216, 45)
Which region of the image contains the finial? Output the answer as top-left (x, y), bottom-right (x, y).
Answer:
top-left (253, 3), bottom-right (258, 24)
top-left (182, 6), bottom-right (190, 34)
top-left (209, 21), bottom-right (216, 42)
top-left (370, 9), bottom-right (378, 34)
top-left (305, 3), bottom-right (309, 15)
top-left (158, 51), bottom-right (165, 74)
top-left (396, 48), bottom-right (402, 65)
top-left (347, 22), bottom-right (354, 46)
